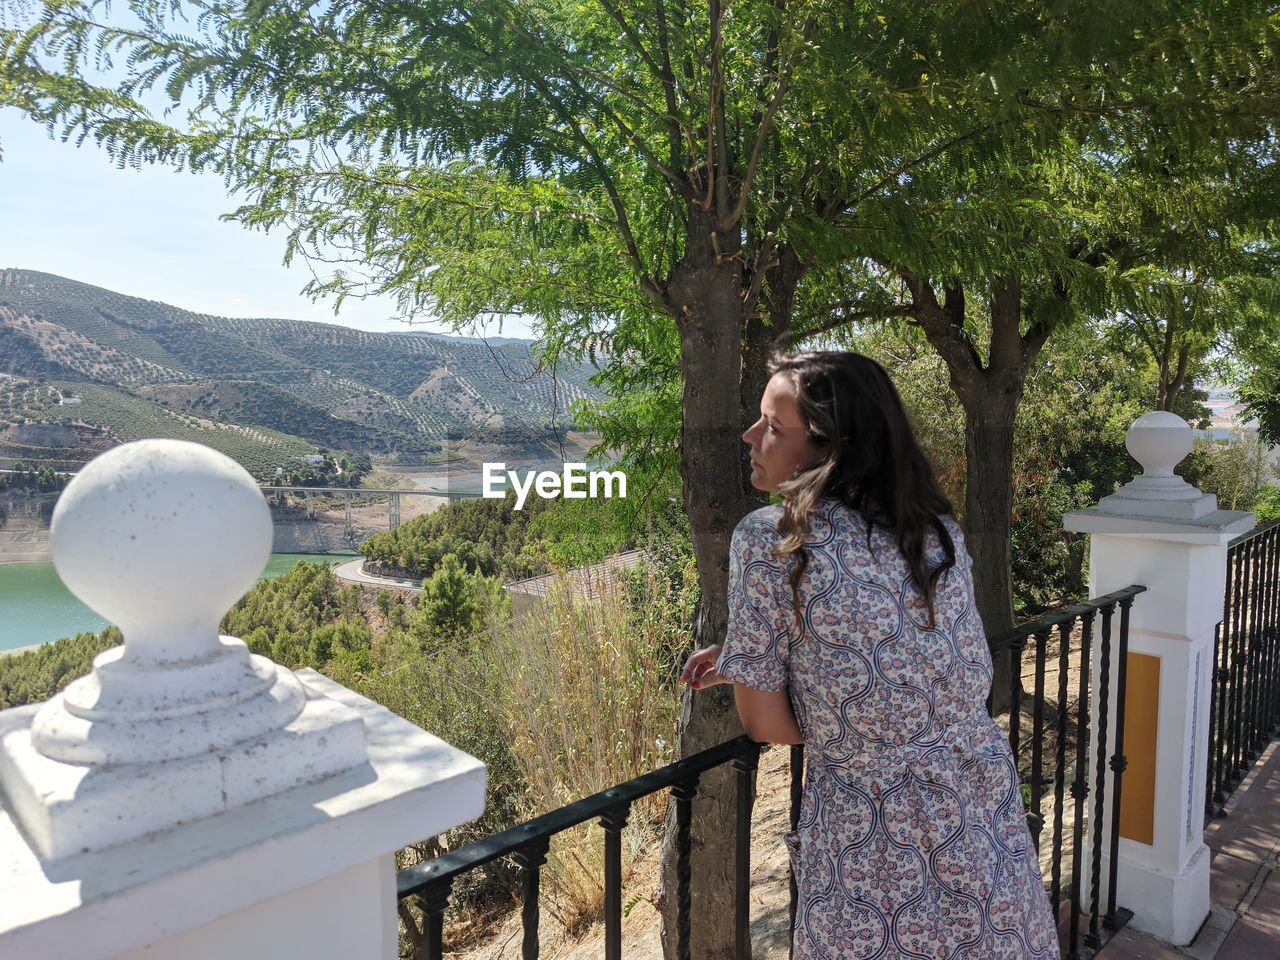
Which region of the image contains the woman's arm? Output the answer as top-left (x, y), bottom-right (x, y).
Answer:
top-left (681, 645), bottom-right (804, 745)
top-left (733, 686), bottom-right (804, 745)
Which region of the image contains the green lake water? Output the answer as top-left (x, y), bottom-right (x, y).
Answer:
top-left (0, 553), bottom-right (357, 652)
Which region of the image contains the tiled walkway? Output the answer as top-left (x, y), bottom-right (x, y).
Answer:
top-left (1100, 740), bottom-right (1280, 959)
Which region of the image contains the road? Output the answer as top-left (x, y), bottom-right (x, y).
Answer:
top-left (332, 558), bottom-right (423, 593)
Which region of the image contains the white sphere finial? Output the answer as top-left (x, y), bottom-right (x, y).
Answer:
top-left (0, 438), bottom-right (370, 862)
top-left (1093, 410), bottom-right (1215, 518)
top-left (31, 438), bottom-right (306, 768)
top-left (50, 439), bottom-right (272, 662)
top-left (1124, 411), bottom-right (1195, 480)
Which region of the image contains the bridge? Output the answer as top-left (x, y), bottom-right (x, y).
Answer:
top-left (259, 485), bottom-right (481, 541)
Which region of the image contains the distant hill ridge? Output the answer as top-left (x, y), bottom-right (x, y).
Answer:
top-left (0, 269), bottom-right (602, 473)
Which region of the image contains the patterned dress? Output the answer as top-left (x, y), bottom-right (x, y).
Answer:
top-left (717, 499), bottom-right (1059, 959)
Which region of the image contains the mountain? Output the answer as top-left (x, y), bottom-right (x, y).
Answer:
top-left (0, 269), bottom-right (603, 475)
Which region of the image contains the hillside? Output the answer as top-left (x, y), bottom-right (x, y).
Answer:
top-left (0, 269), bottom-right (603, 472)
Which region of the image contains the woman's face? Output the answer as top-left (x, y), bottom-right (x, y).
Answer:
top-left (742, 373), bottom-right (825, 492)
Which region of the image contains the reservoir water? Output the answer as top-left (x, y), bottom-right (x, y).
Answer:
top-left (0, 553), bottom-right (357, 653)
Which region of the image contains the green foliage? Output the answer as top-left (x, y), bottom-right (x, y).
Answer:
top-left (493, 559), bottom-right (690, 928)
top-left (0, 627), bottom-right (120, 709)
top-left (1254, 486), bottom-right (1280, 524)
top-left (1236, 299), bottom-right (1280, 447)
top-left (1184, 434), bottom-right (1278, 513)
top-left (1241, 382), bottom-right (1280, 448)
top-left (0, 461), bottom-right (70, 492)
top-left (1007, 325), bottom-right (1156, 612)
top-left (270, 451), bottom-right (373, 488)
top-left (360, 490), bottom-right (554, 581)
top-left (221, 561), bottom-right (369, 669)
top-left (523, 466), bottom-right (685, 569)
top-left (412, 554), bottom-right (509, 642)
top-left (843, 320), bottom-right (1181, 615)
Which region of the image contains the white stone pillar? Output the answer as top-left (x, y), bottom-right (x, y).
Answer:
top-left (1065, 412), bottom-right (1253, 945)
top-left (0, 439), bottom-right (485, 960)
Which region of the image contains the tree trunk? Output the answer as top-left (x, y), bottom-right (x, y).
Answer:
top-left (905, 278), bottom-right (1049, 714)
top-left (658, 204), bottom-right (757, 960)
top-left (960, 384), bottom-right (1022, 711)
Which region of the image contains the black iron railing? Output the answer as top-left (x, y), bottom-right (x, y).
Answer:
top-left (1208, 518), bottom-right (1280, 822)
top-left (986, 584), bottom-right (1146, 960)
top-left (397, 585), bottom-right (1145, 960)
top-left (397, 735), bottom-right (762, 960)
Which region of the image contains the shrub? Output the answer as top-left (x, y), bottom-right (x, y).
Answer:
top-left (412, 553), bottom-right (510, 643)
top-left (0, 627), bottom-right (121, 708)
top-left (1254, 485), bottom-right (1280, 524)
top-left (1184, 432), bottom-right (1277, 512)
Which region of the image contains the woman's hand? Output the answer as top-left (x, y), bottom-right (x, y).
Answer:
top-left (680, 644), bottom-right (727, 690)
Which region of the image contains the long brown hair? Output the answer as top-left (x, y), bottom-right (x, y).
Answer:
top-left (769, 351), bottom-right (956, 629)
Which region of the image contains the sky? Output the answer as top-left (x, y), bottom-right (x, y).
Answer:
top-left (0, 109), bottom-right (537, 339)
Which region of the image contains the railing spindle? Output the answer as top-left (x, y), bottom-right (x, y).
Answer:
top-left (1264, 535), bottom-right (1274, 737)
top-left (1067, 609), bottom-right (1095, 960)
top-left (672, 771), bottom-right (699, 960)
top-left (1049, 619), bottom-right (1072, 917)
top-left (1104, 595), bottom-right (1134, 928)
top-left (1261, 530), bottom-right (1274, 735)
top-left (1271, 527), bottom-right (1280, 729)
top-left (1259, 531), bottom-right (1269, 744)
top-left (1207, 621), bottom-right (1223, 823)
top-left (415, 877), bottom-right (453, 960)
top-left (601, 799), bottom-right (629, 960)
top-left (513, 836), bottom-right (550, 960)
top-left (789, 744), bottom-right (804, 960)
top-left (1230, 538), bottom-right (1249, 779)
top-left (1008, 637), bottom-right (1025, 784)
top-left (1248, 536), bottom-right (1264, 762)
top-left (1216, 539), bottom-right (1236, 806)
top-left (734, 741), bottom-right (761, 960)
top-left (1029, 628), bottom-right (1049, 851)
top-left (1086, 603), bottom-right (1116, 948)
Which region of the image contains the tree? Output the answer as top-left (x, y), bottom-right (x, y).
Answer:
top-left (6, 1), bottom-right (1279, 953)
top-left (1106, 268), bottom-right (1279, 413)
top-left (783, 2), bottom-right (1280, 663)
top-left (1237, 279), bottom-right (1280, 446)
top-left (413, 553), bottom-right (507, 642)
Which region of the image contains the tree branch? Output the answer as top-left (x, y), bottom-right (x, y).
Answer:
top-left (530, 77), bottom-right (666, 309)
top-left (791, 305), bottom-right (915, 343)
top-left (834, 123), bottom-right (996, 214)
top-left (652, 0), bottom-right (685, 177)
top-left (710, 0), bottom-right (732, 218)
top-left (726, 16), bottom-right (815, 227)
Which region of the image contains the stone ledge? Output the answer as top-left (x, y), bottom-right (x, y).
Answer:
top-left (0, 670), bottom-right (486, 960)
top-left (1064, 507), bottom-right (1256, 544)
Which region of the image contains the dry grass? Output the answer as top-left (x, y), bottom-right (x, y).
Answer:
top-left (492, 562), bottom-right (694, 933)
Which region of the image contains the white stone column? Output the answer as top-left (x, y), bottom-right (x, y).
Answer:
top-left (1065, 412), bottom-right (1253, 945)
top-left (0, 439), bottom-right (486, 960)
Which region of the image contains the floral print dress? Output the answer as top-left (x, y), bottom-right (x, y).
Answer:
top-left (716, 500), bottom-right (1059, 959)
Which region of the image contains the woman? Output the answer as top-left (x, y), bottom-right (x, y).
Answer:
top-left (681, 352), bottom-right (1058, 959)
